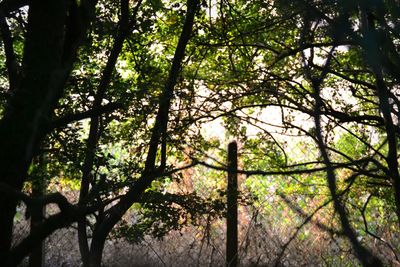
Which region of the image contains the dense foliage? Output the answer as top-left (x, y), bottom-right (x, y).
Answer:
top-left (0, 0), bottom-right (399, 266)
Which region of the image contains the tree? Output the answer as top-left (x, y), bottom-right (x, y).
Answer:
top-left (0, 0), bottom-right (206, 266)
top-left (0, 0), bottom-right (399, 266)
top-left (180, 0), bottom-right (399, 265)
top-left (0, 0), bottom-right (98, 262)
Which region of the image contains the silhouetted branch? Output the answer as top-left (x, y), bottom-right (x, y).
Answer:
top-left (195, 158), bottom-right (372, 177)
top-left (0, 10), bottom-right (19, 90)
top-left (80, 2), bottom-right (201, 264)
top-left (0, 0), bottom-right (27, 15)
top-left (360, 194), bottom-right (399, 262)
top-left (274, 194), bottom-right (342, 267)
top-left (50, 102), bottom-right (123, 130)
top-left (0, 182), bottom-right (71, 212)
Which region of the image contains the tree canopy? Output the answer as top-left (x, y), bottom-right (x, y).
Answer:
top-left (0, 0), bottom-right (399, 266)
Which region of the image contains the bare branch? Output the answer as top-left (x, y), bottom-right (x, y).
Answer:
top-left (194, 158), bottom-right (372, 177)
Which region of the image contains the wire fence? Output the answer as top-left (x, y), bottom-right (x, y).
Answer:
top-left (12, 190), bottom-right (400, 267)
top-left (10, 138), bottom-right (400, 267)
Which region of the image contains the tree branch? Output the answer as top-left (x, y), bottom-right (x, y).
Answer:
top-left (0, 10), bottom-right (19, 91)
top-left (194, 158), bottom-right (372, 177)
top-left (0, 0), bottom-right (27, 15)
top-left (50, 102), bottom-right (123, 130)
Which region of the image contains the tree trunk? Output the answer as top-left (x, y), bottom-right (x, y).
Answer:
top-left (359, 3), bottom-right (400, 227)
top-left (29, 177), bottom-right (46, 267)
top-left (85, 1), bottom-right (199, 265)
top-left (88, 238), bottom-right (105, 267)
top-left (0, 197), bottom-right (19, 261)
top-left (0, 0), bottom-right (69, 261)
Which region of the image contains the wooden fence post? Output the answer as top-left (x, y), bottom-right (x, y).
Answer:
top-left (227, 141), bottom-right (238, 267)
